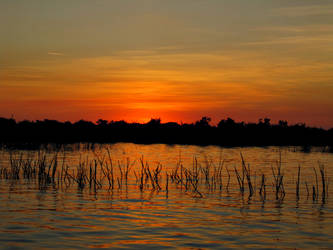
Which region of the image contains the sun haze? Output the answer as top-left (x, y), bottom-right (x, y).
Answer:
top-left (1, 0), bottom-right (333, 128)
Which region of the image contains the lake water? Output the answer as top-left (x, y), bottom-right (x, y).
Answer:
top-left (0, 143), bottom-right (332, 249)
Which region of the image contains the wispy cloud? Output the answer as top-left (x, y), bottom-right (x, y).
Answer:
top-left (251, 24), bottom-right (333, 33)
top-left (47, 51), bottom-right (64, 56)
top-left (242, 35), bottom-right (333, 46)
top-left (273, 4), bottom-right (333, 17)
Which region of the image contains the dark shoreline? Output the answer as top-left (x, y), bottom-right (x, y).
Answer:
top-left (0, 117), bottom-right (332, 151)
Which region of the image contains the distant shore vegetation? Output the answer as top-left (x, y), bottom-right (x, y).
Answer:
top-left (0, 117), bottom-right (332, 150)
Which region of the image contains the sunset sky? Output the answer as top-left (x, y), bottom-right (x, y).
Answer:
top-left (1, 0), bottom-right (333, 128)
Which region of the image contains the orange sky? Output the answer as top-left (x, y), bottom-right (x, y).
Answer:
top-left (1, 1), bottom-right (333, 128)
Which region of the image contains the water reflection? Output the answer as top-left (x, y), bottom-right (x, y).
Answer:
top-left (0, 143), bottom-right (332, 249)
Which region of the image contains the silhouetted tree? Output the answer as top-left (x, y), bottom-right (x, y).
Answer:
top-left (196, 116), bottom-right (211, 128)
top-left (97, 119), bottom-right (108, 127)
top-left (264, 118), bottom-right (271, 126)
top-left (0, 116), bottom-right (331, 148)
top-left (278, 120), bottom-right (288, 128)
top-left (218, 117), bottom-right (235, 129)
top-left (146, 118), bottom-right (161, 128)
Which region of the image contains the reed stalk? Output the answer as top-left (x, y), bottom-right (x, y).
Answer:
top-left (296, 165), bottom-right (301, 200)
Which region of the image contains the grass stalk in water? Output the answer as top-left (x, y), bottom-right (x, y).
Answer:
top-left (271, 154), bottom-right (285, 200)
top-left (296, 165), bottom-right (301, 200)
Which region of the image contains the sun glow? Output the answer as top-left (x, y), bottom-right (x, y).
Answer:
top-left (1, 1), bottom-right (333, 127)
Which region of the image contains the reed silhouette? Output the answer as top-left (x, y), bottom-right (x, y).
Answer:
top-left (0, 117), bottom-right (332, 150)
top-left (0, 149), bottom-right (329, 201)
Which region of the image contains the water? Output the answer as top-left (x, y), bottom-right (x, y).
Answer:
top-left (0, 143), bottom-right (333, 249)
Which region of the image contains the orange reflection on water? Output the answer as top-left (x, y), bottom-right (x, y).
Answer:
top-left (0, 144), bottom-right (333, 249)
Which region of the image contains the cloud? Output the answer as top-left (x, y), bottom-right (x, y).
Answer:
top-left (273, 4), bottom-right (333, 17)
top-left (241, 35), bottom-right (333, 46)
top-left (2, 47), bottom-right (333, 125)
top-left (251, 24), bottom-right (333, 33)
top-left (47, 51), bottom-right (64, 56)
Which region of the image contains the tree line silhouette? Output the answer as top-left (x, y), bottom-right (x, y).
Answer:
top-left (0, 116), bottom-right (332, 150)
